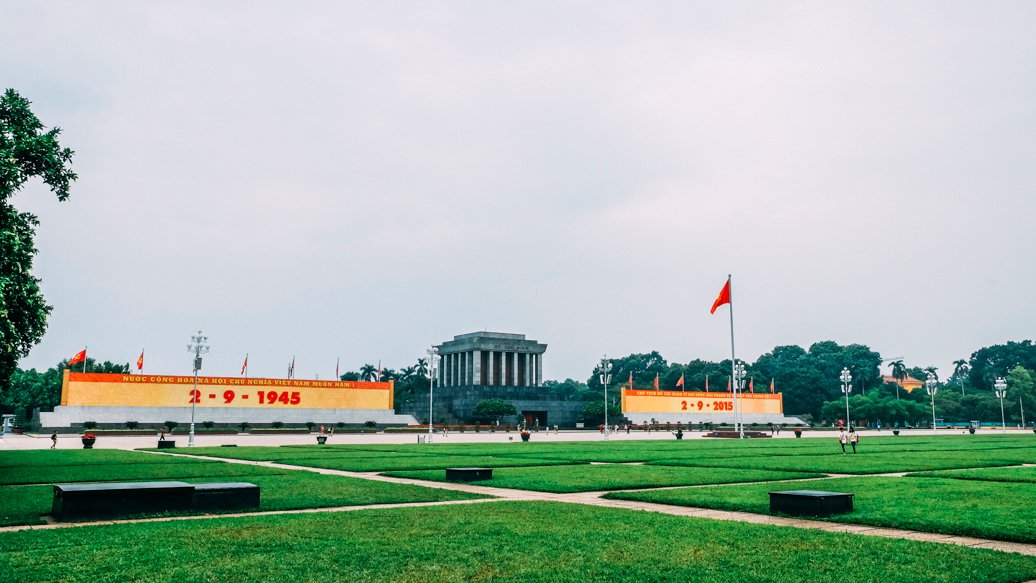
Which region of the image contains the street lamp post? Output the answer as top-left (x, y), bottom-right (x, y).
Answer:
top-left (840, 367), bottom-right (853, 430)
top-left (734, 361), bottom-right (746, 438)
top-left (925, 372), bottom-right (938, 434)
top-left (994, 377), bottom-right (1007, 433)
top-left (600, 356), bottom-right (612, 440)
top-left (186, 331), bottom-right (210, 447)
top-left (427, 346), bottom-right (438, 444)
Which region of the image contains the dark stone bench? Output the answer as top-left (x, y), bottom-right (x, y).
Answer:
top-left (192, 482), bottom-right (261, 511)
top-left (52, 481), bottom-right (260, 521)
top-left (53, 481), bottom-right (195, 520)
top-left (769, 490), bottom-right (854, 516)
top-left (157, 440), bottom-right (176, 449)
top-left (445, 468), bottom-right (493, 482)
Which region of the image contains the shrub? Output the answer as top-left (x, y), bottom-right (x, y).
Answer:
top-left (364, 420), bottom-right (377, 428)
top-left (164, 421), bottom-right (179, 431)
top-left (238, 422), bottom-right (249, 432)
top-left (83, 421), bottom-right (98, 430)
top-left (335, 422), bottom-right (346, 429)
top-left (272, 421), bottom-right (284, 429)
top-left (202, 421), bottom-right (215, 429)
top-left (305, 422), bottom-right (316, 431)
top-left (125, 421), bottom-right (139, 429)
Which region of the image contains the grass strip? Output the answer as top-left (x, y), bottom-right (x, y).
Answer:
top-left (1, 501), bottom-right (1033, 582)
top-left (605, 476), bottom-right (1036, 544)
top-left (386, 464), bottom-right (821, 493)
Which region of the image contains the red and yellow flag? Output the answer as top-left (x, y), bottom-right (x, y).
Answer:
top-left (136, 350), bottom-right (144, 371)
top-left (653, 373), bottom-right (659, 390)
top-left (68, 349), bottom-right (87, 366)
top-left (770, 378), bottom-right (775, 393)
top-left (676, 374), bottom-right (685, 388)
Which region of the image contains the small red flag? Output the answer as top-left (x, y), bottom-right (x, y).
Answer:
top-left (676, 374), bottom-right (685, 388)
top-left (710, 278), bottom-right (731, 314)
top-left (705, 375), bottom-right (709, 392)
top-left (749, 377), bottom-right (754, 392)
top-left (653, 373), bottom-right (659, 390)
top-left (727, 378), bottom-right (731, 393)
top-left (241, 354), bottom-right (248, 375)
top-left (68, 349), bottom-right (87, 367)
top-left (628, 372), bottom-right (633, 390)
top-left (136, 350), bottom-right (144, 371)
top-left (770, 378), bottom-right (775, 393)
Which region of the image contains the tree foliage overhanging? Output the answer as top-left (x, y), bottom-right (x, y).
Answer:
top-left (1, 88), bottom-right (76, 391)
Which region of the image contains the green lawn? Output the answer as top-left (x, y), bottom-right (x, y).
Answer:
top-left (910, 465), bottom-right (1036, 484)
top-left (605, 476), bottom-right (1036, 543)
top-left (0, 450), bottom-right (486, 527)
top-left (651, 448), bottom-right (1035, 474)
top-left (386, 464), bottom-right (822, 493)
top-left (2, 502), bottom-right (1033, 582)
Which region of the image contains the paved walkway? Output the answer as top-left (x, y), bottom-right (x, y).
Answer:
top-left (6, 449), bottom-right (1036, 558)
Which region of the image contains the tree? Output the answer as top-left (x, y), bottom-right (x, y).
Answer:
top-left (889, 360), bottom-right (907, 400)
top-left (968, 341), bottom-right (1036, 390)
top-left (1007, 365), bottom-right (1035, 425)
top-left (472, 398), bottom-right (517, 424)
top-left (359, 364), bottom-right (378, 381)
top-left (3, 357), bottom-right (128, 418)
top-left (951, 359), bottom-right (969, 395)
top-left (581, 400), bottom-right (622, 426)
top-left (0, 89), bottom-right (77, 391)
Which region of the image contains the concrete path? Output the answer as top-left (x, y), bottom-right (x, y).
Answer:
top-left (7, 448), bottom-right (1036, 558)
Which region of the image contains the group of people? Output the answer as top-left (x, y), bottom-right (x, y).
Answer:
top-left (838, 427), bottom-right (860, 454)
top-left (598, 424), bottom-right (632, 434)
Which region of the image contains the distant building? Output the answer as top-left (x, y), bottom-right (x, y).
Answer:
top-left (883, 375), bottom-right (924, 393)
top-left (402, 331), bottom-right (585, 427)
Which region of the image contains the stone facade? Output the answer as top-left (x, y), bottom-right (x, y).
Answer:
top-left (401, 331), bottom-right (583, 426)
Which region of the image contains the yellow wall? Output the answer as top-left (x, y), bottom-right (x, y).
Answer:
top-left (60, 371), bottom-right (393, 410)
top-left (622, 389), bottom-right (783, 415)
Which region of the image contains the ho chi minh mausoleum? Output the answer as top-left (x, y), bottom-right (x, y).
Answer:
top-left (402, 331), bottom-right (585, 427)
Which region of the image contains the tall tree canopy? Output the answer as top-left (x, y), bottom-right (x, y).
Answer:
top-left (0, 89), bottom-right (76, 390)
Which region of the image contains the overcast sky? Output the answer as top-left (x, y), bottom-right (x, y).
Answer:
top-left (8, 2), bottom-right (1036, 385)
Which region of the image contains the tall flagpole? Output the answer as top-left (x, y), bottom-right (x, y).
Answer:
top-left (83, 345), bottom-right (88, 373)
top-left (726, 274), bottom-right (741, 438)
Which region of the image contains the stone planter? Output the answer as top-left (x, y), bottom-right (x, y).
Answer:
top-left (968, 427), bottom-right (976, 435)
top-left (316, 436), bottom-right (327, 445)
top-left (81, 438), bottom-right (96, 449)
top-left (793, 430), bottom-right (802, 438)
top-left (520, 432), bottom-right (531, 442)
top-left (893, 430), bottom-right (900, 436)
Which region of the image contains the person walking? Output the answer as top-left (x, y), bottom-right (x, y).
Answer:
top-left (50, 431), bottom-right (58, 449)
top-left (849, 429), bottom-right (859, 454)
top-left (838, 428), bottom-right (848, 454)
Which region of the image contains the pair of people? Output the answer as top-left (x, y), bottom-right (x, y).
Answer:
top-left (838, 428), bottom-right (860, 453)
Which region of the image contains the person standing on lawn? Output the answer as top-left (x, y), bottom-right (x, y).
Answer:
top-left (849, 429), bottom-right (859, 454)
top-left (838, 428), bottom-right (848, 454)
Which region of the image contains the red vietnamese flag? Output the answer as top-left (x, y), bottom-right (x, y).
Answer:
top-left (241, 354), bottom-right (248, 376)
top-left (653, 373), bottom-right (659, 390)
top-left (749, 377), bottom-right (754, 392)
top-left (68, 349), bottom-right (87, 367)
top-left (770, 378), bottom-right (775, 393)
top-left (628, 372), bottom-right (633, 390)
top-left (136, 349), bottom-right (144, 371)
top-left (710, 278), bottom-right (731, 314)
top-left (676, 374), bottom-right (685, 389)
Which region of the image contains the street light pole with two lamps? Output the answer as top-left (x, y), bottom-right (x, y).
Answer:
top-left (840, 367), bottom-right (853, 430)
top-left (925, 372), bottom-right (939, 434)
top-left (994, 376), bottom-right (1007, 433)
top-left (187, 331), bottom-right (209, 447)
top-left (600, 356), bottom-right (612, 440)
top-left (427, 346), bottom-right (438, 444)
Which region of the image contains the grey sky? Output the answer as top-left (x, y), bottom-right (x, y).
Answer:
top-left (9, 2), bottom-right (1036, 384)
